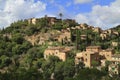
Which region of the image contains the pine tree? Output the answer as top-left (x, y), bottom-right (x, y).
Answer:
top-left (76, 29), bottom-right (80, 50)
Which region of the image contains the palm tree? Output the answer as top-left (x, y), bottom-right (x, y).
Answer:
top-left (59, 13), bottom-right (63, 27)
top-left (59, 13), bottom-right (63, 20)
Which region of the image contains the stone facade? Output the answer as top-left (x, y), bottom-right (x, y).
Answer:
top-left (44, 46), bottom-right (74, 61)
top-left (99, 49), bottom-right (113, 60)
top-left (111, 41), bottom-right (119, 47)
top-left (75, 46), bottom-right (120, 76)
top-left (75, 46), bottom-right (114, 68)
top-left (58, 31), bottom-right (71, 43)
top-left (111, 54), bottom-right (120, 62)
top-left (108, 54), bottom-right (120, 76)
top-left (28, 18), bottom-right (37, 25)
top-left (86, 46), bottom-right (101, 52)
top-left (100, 33), bottom-right (107, 40)
top-left (92, 27), bottom-right (101, 33)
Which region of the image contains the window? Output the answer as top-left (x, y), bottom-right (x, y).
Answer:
top-left (85, 58), bottom-right (87, 62)
top-left (56, 52), bottom-right (58, 54)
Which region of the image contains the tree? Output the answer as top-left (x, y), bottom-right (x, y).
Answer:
top-left (42, 56), bottom-right (61, 79)
top-left (75, 29), bottom-right (81, 50)
top-left (54, 62), bottom-right (64, 80)
top-left (54, 59), bottom-right (75, 80)
top-left (91, 60), bottom-right (99, 68)
top-left (12, 33), bottom-right (24, 44)
top-left (75, 62), bottom-right (85, 73)
top-left (75, 68), bottom-right (106, 80)
top-left (59, 13), bottom-right (63, 20)
top-left (63, 59), bottom-right (75, 79)
top-left (0, 55), bottom-right (12, 68)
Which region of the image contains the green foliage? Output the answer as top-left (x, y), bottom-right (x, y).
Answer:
top-left (0, 17), bottom-right (120, 80)
top-left (12, 33), bottom-right (24, 44)
top-left (0, 55), bottom-right (12, 68)
top-left (91, 60), bottom-right (99, 67)
top-left (0, 67), bottom-right (43, 80)
top-left (74, 68), bottom-right (107, 80)
top-left (53, 22), bottom-right (63, 30)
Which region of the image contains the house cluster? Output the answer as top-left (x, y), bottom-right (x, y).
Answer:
top-left (24, 29), bottom-right (71, 46)
top-left (44, 45), bottom-right (120, 76)
top-left (75, 46), bottom-right (112, 67)
top-left (28, 15), bottom-right (75, 27)
top-left (28, 16), bottom-right (61, 28)
top-left (24, 33), bottom-right (50, 45)
top-left (75, 46), bottom-right (120, 76)
top-left (100, 29), bottom-right (119, 40)
top-left (28, 16), bottom-right (60, 25)
top-left (71, 23), bottom-right (119, 40)
top-left (27, 16), bottom-right (119, 45)
top-left (52, 29), bottom-right (71, 44)
top-left (43, 45), bottom-right (120, 76)
top-left (71, 23), bottom-right (102, 33)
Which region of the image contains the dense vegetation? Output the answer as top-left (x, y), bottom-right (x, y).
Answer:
top-left (0, 17), bottom-right (120, 80)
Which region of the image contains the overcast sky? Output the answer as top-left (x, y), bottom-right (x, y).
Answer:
top-left (0, 0), bottom-right (120, 29)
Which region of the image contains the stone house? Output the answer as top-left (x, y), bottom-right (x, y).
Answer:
top-left (108, 54), bottom-right (120, 76)
top-left (103, 30), bottom-right (108, 34)
top-left (111, 41), bottom-right (119, 47)
top-left (75, 52), bottom-right (84, 65)
top-left (92, 27), bottom-right (101, 33)
top-left (75, 51), bottom-right (99, 68)
top-left (58, 31), bottom-right (71, 43)
top-left (80, 35), bottom-right (87, 40)
top-left (75, 26), bottom-right (81, 29)
top-left (88, 26), bottom-right (94, 30)
top-left (75, 46), bottom-right (114, 68)
top-left (25, 33), bottom-right (50, 46)
top-left (44, 16), bottom-right (62, 27)
top-left (113, 31), bottom-right (119, 36)
top-left (80, 23), bottom-right (88, 30)
top-left (75, 46), bottom-right (101, 67)
top-left (46, 17), bottom-right (57, 25)
top-left (44, 46), bottom-right (74, 61)
top-left (50, 30), bottom-right (71, 44)
top-left (100, 33), bottom-right (107, 40)
top-left (99, 49), bottom-right (113, 60)
top-left (71, 27), bottom-right (76, 30)
top-left (86, 46), bottom-right (101, 52)
top-left (111, 54), bottom-right (120, 62)
top-left (107, 29), bottom-right (113, 35)
top-left (38, 37), bottom-right (46, 45)
top-left (28, 18), bottom-right (37, 25)
top-left (75, 45), bottom-right (120, 76)
top-left (25, 35), bottom-right (37, 45)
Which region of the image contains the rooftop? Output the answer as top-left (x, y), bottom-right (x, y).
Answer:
top-left (86, 46), bottom-right (101, 49)
top-left (46, 46), bottom-right (74, 53)
top-left (85, 51), bottom-right (99, 55)
top-left (112, 54), bottom-right (120, 58)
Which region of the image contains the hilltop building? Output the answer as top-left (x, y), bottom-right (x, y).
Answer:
top-left (28, 18), bottom-right (37, 25)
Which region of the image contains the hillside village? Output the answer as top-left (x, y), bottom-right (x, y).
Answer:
top-left (0, 16), bottom-right (120, 80)
top-left (26, 17), bottom-right (119, 46)
top-left (27, 17), bottom-right (120, 76)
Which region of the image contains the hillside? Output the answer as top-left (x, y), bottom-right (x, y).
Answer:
top-left (0, 16), bottom-right (120, 80)
top-left (111, 25), bottom-right (120, 32)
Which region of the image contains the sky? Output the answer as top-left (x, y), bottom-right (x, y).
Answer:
top-left (0, 0), bottom-right (120, 29)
